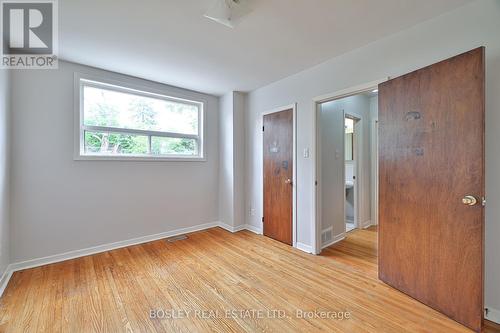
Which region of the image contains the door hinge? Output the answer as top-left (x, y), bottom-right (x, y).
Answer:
top-left (482, 197), bottom-right (486, 207)
top-left (315, 180), bottom-right (318, 186)
top-left (262, 217), bottom-right (264, 223)
top-left (262, 126), bottom-right (265, 132)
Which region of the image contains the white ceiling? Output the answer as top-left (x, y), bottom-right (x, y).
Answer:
top-left (60, 0), bottom-right (473, 96)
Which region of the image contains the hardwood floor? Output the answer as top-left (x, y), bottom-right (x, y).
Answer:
top-left (0, 227), bottom-right (497, 332)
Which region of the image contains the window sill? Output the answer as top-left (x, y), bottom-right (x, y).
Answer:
top-left (74, 154), bottom-right (206, 162)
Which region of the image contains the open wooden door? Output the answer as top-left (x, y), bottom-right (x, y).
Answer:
top-left (378, 47), bottom-right (485, 332)
top-left (263, 109), bottom-right (293, 245)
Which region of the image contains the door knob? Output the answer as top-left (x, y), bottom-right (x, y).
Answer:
top-left (285, 178), bottom-right (292, 185)
top-left (462, 195), bottom-right (477, 206)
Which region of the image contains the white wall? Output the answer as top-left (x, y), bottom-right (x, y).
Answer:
top-left (10, 61), bottom-right (219, 262)
top-left (319, 101), bottom-right (344, 241)
top-left (0, 70), bottom-right (10, 277)
top-left (219, 93), bottom-right (235, 227)
top-left (233, 93), bottom-right (246, 228)
top-left (219, 92), bottom-right (246, 229)
top-left (345, 163), bottom-right (354, 183)
top-left (245, 0), bottom-right (500, 314)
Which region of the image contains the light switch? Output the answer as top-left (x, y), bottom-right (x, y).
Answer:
top-left (303, 148), bottom-right (310, 158)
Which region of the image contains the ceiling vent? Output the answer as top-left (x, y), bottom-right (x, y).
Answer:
top-left (204, 0), bottom-right (250, 28)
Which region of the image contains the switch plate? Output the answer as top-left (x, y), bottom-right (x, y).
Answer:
top-left (303, 148), bottom-right (310, 158)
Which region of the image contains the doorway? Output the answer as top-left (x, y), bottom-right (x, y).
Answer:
top-left (315, 87), bottom-right (379, 250)
top-left (262, 105), bottom-right (297, 246)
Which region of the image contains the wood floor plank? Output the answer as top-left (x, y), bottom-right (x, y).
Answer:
top-left (0, 227), bottom-right (497, 333)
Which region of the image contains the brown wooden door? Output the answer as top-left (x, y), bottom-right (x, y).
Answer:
top-left (263, 109), bottom-right (293, 245)
top-left (378, 47), bottom-right (485, 332)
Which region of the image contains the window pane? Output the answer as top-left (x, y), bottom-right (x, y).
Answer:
top-left (151, 137), bottom-right (197, 156)
top-left (84, 131), bottom-right (148, 155)
top-left (83, 85), bottom-right (199, 135)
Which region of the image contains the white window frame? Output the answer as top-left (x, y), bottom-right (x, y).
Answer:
top-left (74, 73), bottom-right (206, 161)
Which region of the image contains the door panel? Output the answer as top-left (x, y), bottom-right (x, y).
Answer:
top-left (263, 109), bottom-right (293, 245)
top-left (378, 47), bottom-right (484, 332)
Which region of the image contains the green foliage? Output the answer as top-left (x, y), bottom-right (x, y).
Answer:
top-left (169, 138), bottom-right (195, 154)
top-left (129, 98), bottom-right (157, 129)
top-left (151, 137), bottom-right (196, 155)
top-left (84, 92), bottom-right (119, 127)
top-left (84, 96), bottom-right (150, 154)
top-left (85, 92), bottom-right (198, 155)
top-left (84, 95), bottom-right (195, 155)
top-left (85, 132), bottom-right (148, 154)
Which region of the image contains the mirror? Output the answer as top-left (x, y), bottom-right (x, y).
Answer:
top-left (345, 118), bottom-right (354, 161)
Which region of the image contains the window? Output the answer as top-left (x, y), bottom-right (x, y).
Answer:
top-left (75, 75), bottom-right (205, 160)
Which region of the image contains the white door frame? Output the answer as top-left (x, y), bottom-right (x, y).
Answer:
top-left (312, 79), bottom-right (387, 255)
top-left (371, 119), bottom-right (379, 225)
top-left (261, 104), bottom-right (297, 248)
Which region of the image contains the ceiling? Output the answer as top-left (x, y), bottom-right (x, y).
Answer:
top-left (60, 0), bottom-right (473, 96)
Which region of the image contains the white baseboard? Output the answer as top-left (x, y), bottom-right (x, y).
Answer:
top-left (362, 220), bottom-right (375, 229)
top-left (486, 306), bottom-right (500, 324)
top-left (296, 242), bottom-right (313, 254)
top-left (9, 221), bottom-right (220, 273)
top-left (321, 233), bottom-right (346, 249)
top-left (218, 222), bottom-right (246, 233)
top-left (0, 221), bottom-right (221, 298)
top-left (0, 268), bottom-right (14, 298)
top-left (0, 221), bottom-right (269, 298)
top-left (243, 224), bottom-right (262, 235)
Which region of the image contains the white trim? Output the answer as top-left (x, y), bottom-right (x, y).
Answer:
top-left (321, 233), bottom-right (346, 250)
top-left (218, 222), bottom-right (246, 233)
top-left (0, 268), bottom-right (14, 298)
top-left (362, 220), bottom-right (375, 229)
top-left (371, 119), bottom-right (379, 225)
top-left (261, 104), bottom-right (298, 248)
top-left (0, 221), bottom-right (268, 298)
top-left (218, 222), bottom-right (232, 232)
top-left (485, 307), bottom-right (500, 325)
top-left (296, 242), bottom-right (314, 254)
top-left (82, 125), bottom-right (200, 140)
top-left (312, 78), bottom-right (388, 255)
top-left (73, 72), bottom-right (207, 162)
top-left (312, 102), bottom-right (321, 254)
top-left (8, 221), bottom-right (220, 273)
top-left (73, 155), bottom-right (206, 162)
top-left (244, 224), bottom-right (263, 235)
top-left (312, 79), bottom-right (388, 104)
top-left (81, 78), bottom-right (203, 107)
